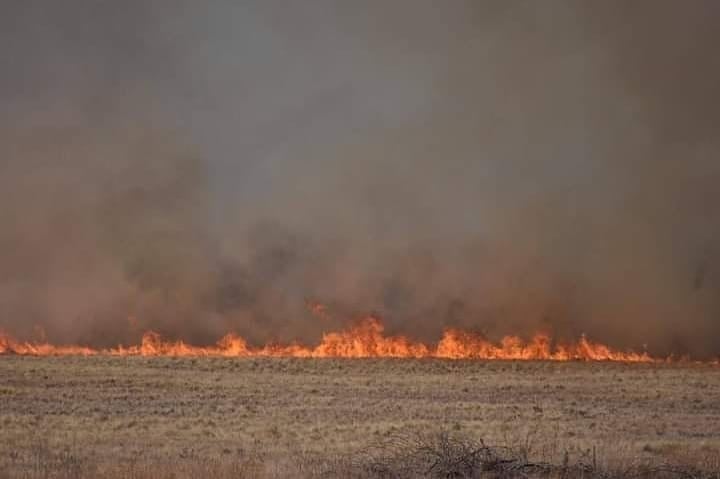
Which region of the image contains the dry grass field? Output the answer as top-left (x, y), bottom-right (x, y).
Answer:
top-left (1, 357), bottom-right (719, 478)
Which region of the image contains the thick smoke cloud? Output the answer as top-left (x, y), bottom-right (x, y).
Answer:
top-left (0, 1), bottom-right (718, 356)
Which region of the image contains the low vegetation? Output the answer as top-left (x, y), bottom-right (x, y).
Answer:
top-left (0, 357), bottom-right (718, 478)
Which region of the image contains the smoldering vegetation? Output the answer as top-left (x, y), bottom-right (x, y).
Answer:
top-left (0, 1), bottom-right (719, 357)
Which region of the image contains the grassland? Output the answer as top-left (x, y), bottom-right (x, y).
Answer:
top-left (1, 357), bottom-right (719, 478)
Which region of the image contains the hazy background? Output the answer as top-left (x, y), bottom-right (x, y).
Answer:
top-left (1, 1), bottom-right (718, 356)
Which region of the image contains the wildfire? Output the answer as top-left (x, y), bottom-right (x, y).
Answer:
top-left (0, 316), bottom-right (656, 361)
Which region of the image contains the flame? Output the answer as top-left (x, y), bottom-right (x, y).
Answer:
top-left (0, 317), bottom-right (660, 361)
top-left (0, 332), bottom-right (97, 356)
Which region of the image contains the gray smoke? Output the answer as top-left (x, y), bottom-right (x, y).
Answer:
top-left (1, 1), bottom-right (718, 356)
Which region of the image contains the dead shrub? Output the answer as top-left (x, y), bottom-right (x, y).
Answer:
top-left (327, 430), bottom-right (720, 479)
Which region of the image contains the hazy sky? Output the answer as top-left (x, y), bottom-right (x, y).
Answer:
top-left (1, 1), bottom-right (719, 356)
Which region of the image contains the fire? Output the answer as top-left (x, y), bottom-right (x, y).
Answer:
top-left (0, 317), bottom-right (657, 361)
top-left (0, 332), bottom-right (96, 356)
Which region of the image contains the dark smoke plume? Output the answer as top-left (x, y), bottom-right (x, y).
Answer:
top-left (0, 1), bottom-right (718, 356)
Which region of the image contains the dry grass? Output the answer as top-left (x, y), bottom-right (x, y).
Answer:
top-left (0, 357), bottom-right (719, 477)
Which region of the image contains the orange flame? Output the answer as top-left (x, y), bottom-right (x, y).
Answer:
top-left (0, 332), bottom-right (97, 356)
top-left (0, 317), bottom-right (659, 361)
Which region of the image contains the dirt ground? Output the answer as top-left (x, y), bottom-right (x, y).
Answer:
top-left (1, 357), bottom-right (719, 477)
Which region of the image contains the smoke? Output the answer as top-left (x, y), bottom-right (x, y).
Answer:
top-left (0, 1), bottom-right (718, 356)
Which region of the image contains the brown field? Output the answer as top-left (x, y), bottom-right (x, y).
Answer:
top-left (1, 357), bottom-right (719, 478)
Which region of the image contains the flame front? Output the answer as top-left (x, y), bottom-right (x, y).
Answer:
top-left (0, 317), bottom-right (655, 361)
